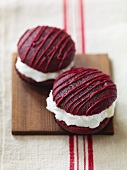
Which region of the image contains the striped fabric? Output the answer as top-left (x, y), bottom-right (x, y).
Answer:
top-left (63, 1), bottom-right (94, 169)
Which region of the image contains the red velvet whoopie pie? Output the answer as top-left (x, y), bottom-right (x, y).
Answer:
top-left (15, 26), bottom-right (75, 85)
top-left (46, 67), bottom-right (117, 135)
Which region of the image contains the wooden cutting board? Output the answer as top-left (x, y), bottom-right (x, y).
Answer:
top-left (12, 53), bottom-right (114, 135)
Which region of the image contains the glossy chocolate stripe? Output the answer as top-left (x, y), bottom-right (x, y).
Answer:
top-left (43, 33), bottom-right (71, 72)
top-left (77, 85), bottom-right (116, 115)
top-left (53, 69), bottom-right (99, 96)
top-left (87, 94), bottom-right (116, 116)
top-left (33, 27), bottom-right (56, 68)
top-left (32, 26), bottom-right (47, 46)
top-left (63, 75), bottom-right (111, 107)
top-left (29, 26), bottom-right (47, 66)
top-left (53, 72), bottom-right (82, 95)
top-left (20, 26), bottom-right (40, 62)
top-left (56, 74), bottom-right (109, 107)
top-left (39, 30), bottom-right (69, 72)
top-left (53, 70), bottom-right (94, 100)
top-left (58, 42), bottom-right (75, 69)
top-left (65, 78), bottom-right (111, 113)
top-left (37, 29), bottom-right (64, 69)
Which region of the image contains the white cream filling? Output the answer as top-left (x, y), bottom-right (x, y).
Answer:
top-left (46, 91), bottom-right (116, 129)
top-left (15, 57), bottom-right (74, 82)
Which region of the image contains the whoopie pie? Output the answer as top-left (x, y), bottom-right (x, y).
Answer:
top-left (46, 67), bottom-right (117, 134)
top-left (15, 26), bottom-right (75, 85)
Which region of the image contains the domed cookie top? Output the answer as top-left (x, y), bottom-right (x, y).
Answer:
top-left (52, 67), bottom-right (117, 116)
top-left (17, 26), bottom-right (75, 73)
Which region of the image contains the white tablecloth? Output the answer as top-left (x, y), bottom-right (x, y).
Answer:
top-left (0, 0), bottom-right (127, 169)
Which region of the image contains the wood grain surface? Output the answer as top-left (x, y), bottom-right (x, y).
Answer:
top-left (12, 53), bottom-right (114, 135)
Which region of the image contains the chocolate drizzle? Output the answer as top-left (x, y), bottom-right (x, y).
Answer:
top-left (52, 68), bottom-right (117, 116)
top-left (17, 26), bottom-right (75, 72)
